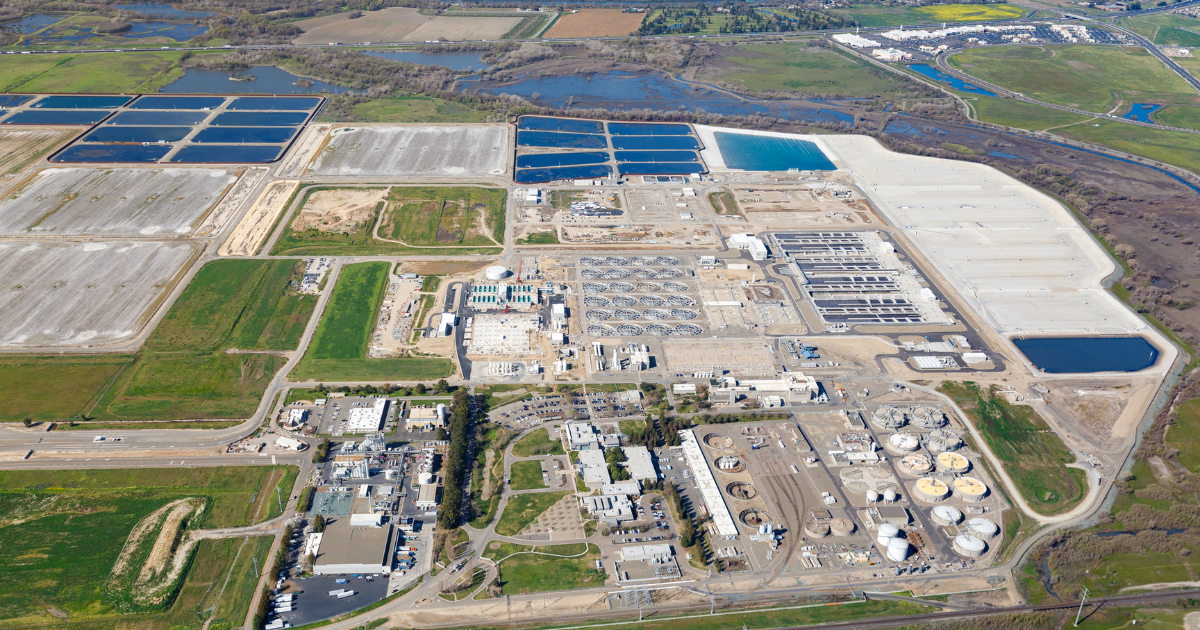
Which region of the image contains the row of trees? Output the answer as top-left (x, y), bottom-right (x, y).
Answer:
top-left (309, 379), bottom-right (451, 397)
top-left (436, 389), bottom-right (473, 532)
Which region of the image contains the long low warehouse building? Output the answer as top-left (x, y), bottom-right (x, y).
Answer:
top-left (312, 518), bottom-right (394, 575)
top-left (679, 429), bottom-right (739, 537)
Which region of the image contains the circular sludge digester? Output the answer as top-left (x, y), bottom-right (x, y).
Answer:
top-left (953, 534), bottom-right (987, 558)
top-left (899, 452), bottom-right (933, 475)
top-left (830, 517), bottom-right (855, 536)
top-left (967, 517), bottom-right (999, 539)
top-left (931, 505), bottom-right (963, 526)
top-left (886, 432), bottom-right (920, 454)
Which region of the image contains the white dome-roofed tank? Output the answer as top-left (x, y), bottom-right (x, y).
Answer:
top-left (485, 265), bottom-right (511, 280)
top-left (876, 523), bottom-right (900, 546)
top-left (914, 477), bottom-right (950, 502)
top-left (899, 452), bottom-right (933, 475)
top-left (883, 488), bottom-right (898, 503)
top-left (886, 537), bottom-right (911, 562)
top-left (954, 477), bottom-right (989, 502)
top-left (871, 405), bottom-right (907, 430)
top-left (927, 428), bottom-right (963, 453)
top-left (968, 518), bottom-right (999, 539)
top-left (931, 505), bottom-right (963, 526)
top-left (937, 451), bottom-right (970, 473)
top-left (909, 405), bottom-right (947, 430)
top-left (866, 489), bottom-right (879, 503)
top-left (886, 431), bottom-right (920, 454)
top-left (953, 534), bottom-right (987, 558)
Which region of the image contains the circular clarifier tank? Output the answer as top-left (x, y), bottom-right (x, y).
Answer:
top-left (931, 505), bottom-right (963, 526)
top-left (967, 518), bottom-right (999, 539)
top-left (937, 451), bottom-right (970, 473)
top-left (953, 534), bottom-right (987, 558)
top-left (914, 477), bottom-right (950, 502)
top-left (953, 477), bottom-right (989, 502)
top-left (886, 432), bottom-right (920, 454)
top-left (899, 452), bottom-right (933, 475)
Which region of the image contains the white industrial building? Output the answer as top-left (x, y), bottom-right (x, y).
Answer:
top-left (415, 483), bottom-right (440, 509)
top-left (709, 373), bottom-right (822, 404)
top-left (601, 480), bottom-right (641, 496)
top-left (578, 448), bottom-right (611, 487)
top-left (284, 408), bottom-right (307, 429)
top-left (619, 544), bottom-right (673, 562)
top-left (679, 429), bottom-right (739, 537)
top-left (582, 493), bottom-right (634, 527)
top-left (727, 233), bottom-right (769, 261)
top-left (871, 48), bottom-right (912, 62)
top-left (622, 446), bottom-right (658, 481)
top-left (566, 421), bottom-right (601, 450)
top-left (311, 518), bottom-right (395, 576)
top-left (832, 32), bottom-right (881, 48)
top-left (406, 404), bottom-right (446, 431)
top-left (275, 436), bottom-right (306, 451)
top-left (346, 399), bottom-right (389, 433)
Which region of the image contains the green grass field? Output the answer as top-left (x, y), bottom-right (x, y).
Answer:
top-left (939, 382), bottom-right (1084, 515)
top-left (832, 2), bottom-right (1025, 27)
top-left (0, 467), bottom-right (293, 627)
top-left (700, 43), bottom-right (916, 97)
top-left (3, 260), bottom-right (314, 423)
top-left (0, 51), bottom-right (189, 93)
top-left (509, 460), bottom-right (548, 491)
top-left (1172, 397), bottom-right (1200, 472)
top-left (292, 262), bottom-right (454, 381)
top-left (494, 491), bottom-right (569, 536)
top-left (1152, 104), bottom-right (1200, 130)
top-left (1057, 119), bottom-right (1200, 177)
top-left (383, 186), bottom-right (506, 247)
top-left (949, 45), bottom-right (1200, 112)
top-left (1120, 12), bottom-right (1200, 47)
top-left (517, 230), bottom-right (559, 245)
top-left (482, 542), bottom-right (603, 595)
top-left (333, 96), bottom-right (491, 123)
top-left (511, 428), bottom-right (565, 457)
top-left (945, 88), bottom-right (1093, 131)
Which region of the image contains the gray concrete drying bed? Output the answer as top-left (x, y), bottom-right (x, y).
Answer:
top-left (0, 240), bottom-right (198, 347)
top-left (307, 125), bottom-right (509, 177)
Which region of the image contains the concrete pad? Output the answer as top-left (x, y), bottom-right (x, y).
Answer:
top-left (307, 125), bottom-right (509, 177)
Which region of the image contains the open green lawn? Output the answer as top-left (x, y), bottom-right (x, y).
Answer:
top-left (1171, 397), bottom-right (1200, 472)
top-left (509, 460), bottom-right (548, 491)
top-left (1120, 12), bottom-right (1200, 47)
top-left (0, 467), bottom-right (293, 627)
top-left (383, 186), bottom-right (506, 247)
top-left (1056, 119), bottom-right (1200, 177)
top-left (1152, 104), bottom-right (1200, 130)
top-left (939, 382), bottom-right (1084, 515)
top-left (700, 43), bottom-right (917, 97)
top-left (494, 491), bottom-right (569, 536)
top-left (0, 51), bottom-right (189, 93)
top-left (831, 2), bottom-right (1025, 27)
top-left (334, 96), bottom-right (491, 123)
top-left (482, 542), bottom-right (602, 594)
top-left (292, 262), bottom-right (454, 381)
top-left (4, 260), bottom-right (315, 423)
top-left (511, 428), bottom-right (565, 457)
top-left (952, 90), bottom-right (1093, 130)
top-left (155, 535), bottom-right (274, 630)
top-left (949, 45), bottom-right (1200, 112)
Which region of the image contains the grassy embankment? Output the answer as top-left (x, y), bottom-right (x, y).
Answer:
top-left (832, 2), bottom-right (1025, 27)
top-left (508, 460), bottom-right (548, 491)
top-left (0, 51), bottom-right (198, 92)
top-left (511, 428), bottom-right (565, 457)
top-left (0, 467), bottom-right (293, 629)
top-left (468, 422), bottom-right (517, 529)
top-left (0, 260), bottom-right (315, 423)
top-left (699, 41), bottom-right (918, 97)
top-left (327, 95), bottom-right (491, 124)
top-left (938, 381), bottom-right (1085, 516)
top-left (494, 491), bottom-right (570, 536)
top-left (1119, 12), bottom-right (1200, 47)
top-left (291, 261), bottom-right (454, 381)
top-left (481, 543), bottom-right (604, 594)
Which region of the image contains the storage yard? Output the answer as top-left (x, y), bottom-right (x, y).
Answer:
top-left (307, 126), bottom-right (509, 178)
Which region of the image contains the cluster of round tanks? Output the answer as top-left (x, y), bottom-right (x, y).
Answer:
top-left (875, 524), bottom-right (911, 562)
top-left (909, 405), bottom-right (947, 430)
top-left (915, 477), bottom-right (950, 502)
top-left (953, 534), bottom-right (987, 558)
top-left (931, 505), bottom-right (963, 526)
top-left (871, 405), bottom-right (907, 429)
top-left (953, 477), bottom-right (989, 502)
top-left (869, 405), bottom-right (947, 430)
top-left (886, 432), bottom-right (920, 454)
top-left (865, 488), bottom-right (899, 503)
top-left (926, 428), bottom-right (963, 453)
top-left (899, 452), bottom-right (933, 475)
top-left (937, 451), bottom-right (970, 473)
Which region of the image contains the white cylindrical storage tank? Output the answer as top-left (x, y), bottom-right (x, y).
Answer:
top-left (953, 534), bottom-right (987, 558)
top-left (914, 477), bottom-right (950, 502)
top-left (931, 505), bottom-right (963, 526)
top-left (937, 451), bottom-right (970, 474)
top-left (759, 523), bottom-right (768, 535)
top-left (899, 452), bottom-right (933, 476)
top-left (419, 471), bottom-right (434, 485)
top-left (953, 477), bottom-right (989, 502)
top-left (485, 265), bottom-right (510, 280)
top-left (886, 537), bottom-right (910, 562)
top-left (830, 517), bottom-right (855, 536)
top-left (886, 432), bottom-right (920, 454)
top-left (866, 489), bottom-right (879, 503)
top-left (876, 523), bottom-right (900, 546)
top-left (883, 488), bottom-right (898, 503)
top-left (968, 518), bottom-right (999, 539)
top-left (384, 469), bottom-right (396, 480)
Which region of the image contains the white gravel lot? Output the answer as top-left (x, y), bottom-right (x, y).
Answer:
top-left (307, 126), bottom-right (509, 177)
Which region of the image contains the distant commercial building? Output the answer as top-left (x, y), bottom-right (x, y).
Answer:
top-left (727, 233), bottom-right (769, 260)
top-left (406, 404), bottom-right (446, 432)
top-left (312, 518), bottom-right (395, 575)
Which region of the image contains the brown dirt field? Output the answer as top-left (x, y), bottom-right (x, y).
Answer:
top-left (138, 499), bottom-right (203, 584)
top-left (292, 188), bottom-right (387, 232)
top-left (544, 10), bottom-right (646, 38)
top-left (402, 16), bottom-right (523, 41)
top-left (292, 7), bottom-right (430, 44)
top-left (0, 128), bottom-right (76, 193)
top-left (398, 260), bottom-right (493, 275)
top-left (196, 167), bottom-right (264, 237)
top-left (219, 180), bottom-right (298, 257)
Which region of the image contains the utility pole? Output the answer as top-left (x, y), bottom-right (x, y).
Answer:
top-left (1074, 586), bottom-right (1089, 626)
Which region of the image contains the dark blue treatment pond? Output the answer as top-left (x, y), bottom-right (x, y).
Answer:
top-left (611, 135), bottom-right (700, 150)
top-left (713, 132), bottom-right (834, 171)
top-left (608, 122), bottom-right (691, 136)
top-left (210, 111), bottom-right (309, 126)
top-left (619, 162), bottom-right (703, 175)
top-left (518, 116), bottom-right (604, 134)
top-left (84, 126), bottom-right (191, 143)
top-left (1123, 103), bottom-right (1162, 123)
top-left (108, 110), bottom-right (211, 126)
top-left (51, 144), bottom-right (172, 162)
top-left (170, 144), bottom-right (283, 163)
top-left (907, 64), bottom-right (997, 97)
top-left (515, 164), bottom-right (612, 183)
top-left (516, 152), bottom-right (610, 168)
top-left (3, 110), bottom-right (111, 125)
top-left (1014, 337), bottom-right (1159, 373)
top-left (363, 50), bottom-right (491, 72)
top-left (32, 95), bottom-right (133, 109)
top-left (517, 131), bottom-right (607, 149)
top-left (0, 95), bottom-right (34, 108)
top-left (129, 96), bottom-right (227, 110)
top-left (615, 150), bottom-right (699, 163)
top-left (226, 96), bottom-right (322, 111)
top-left (193, 126), bottom-right (297, 143)
top-left (160, 67), bottom-right (348, 95)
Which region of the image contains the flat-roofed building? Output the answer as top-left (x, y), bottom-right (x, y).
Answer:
top-left (415, 483), bottom-right (440, 509)
top-left (622, 446), bottom-right (658, 481)
top-left (312, 518), bottom-right (394, 575)
top-left (347, 399), bottom-right (388, 433)
top-left (407, 404), bottom-right (446, 431)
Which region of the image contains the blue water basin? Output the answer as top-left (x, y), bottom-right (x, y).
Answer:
top-left (51, 144), bottom-right (172, 162)
top-left (618, 162), bottom-right (704, 175)
top-left (192, 127), bottom-right (298, 143)
top-left (516, 152), bottom-right (610, 168)
top-left (518, 116), bottom-right (604, 134)
top-left (123, 21), bottom-right (209, 40)
top-left (908, 64), bottom-right (997, 97)
top-left (108, 110), bottom-right (211, 126)
top-left (0, 95), bottom-right (34, 108)
top-left (84, 126), bottom-right (192, 143)
top-left (713, 132), bottom-right (834, 171)
top-left (129, 96), bottom-right (227, 110)
top-left (3, 110), bottom-right (111, 125)
top-left (210, 111), bottom-right (309, 126)
top-left (515, 164), bottom-right (612, 183)
top-left (160, 68), bottom-right (347, 95)
top-left (32, 95), bottom-right (132, 109)
top-left (987, 150), bottom-right (1024, 160)
top-left (3, 14), bottom-right (64, 33)
top-left (170, 144), bottom-right (283, 163)
top-left (608, 122), bottom-right (692, 135)
top-left (363, 50), bottom-right (491, 72)
top-left (615, 150), bottom-right (699, 163)
top-left (611, 135), bottom-right (700, 150)
top-left (226, 96), bottom-right (322, 111)
top-left (1014, 336), bottom-right (1159, 373)
top-left (517, 131), bottom-right (607, 149)
top-left (1122, 103), bottom-right (1162, 123)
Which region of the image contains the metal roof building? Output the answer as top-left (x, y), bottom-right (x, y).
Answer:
top-left (679, 429), bottom-right (738, 537)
